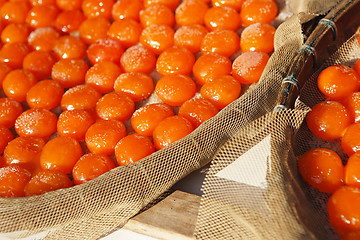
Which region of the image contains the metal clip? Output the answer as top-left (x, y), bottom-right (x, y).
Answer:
top-left (273, 104), bottom-right (289, 112)
top-left (319, 18), bottom-right (338, 41)
top-left (282, 75), bottom-right (300, 91)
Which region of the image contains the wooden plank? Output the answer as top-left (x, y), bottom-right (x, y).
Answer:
top-left (123, 191), bottom-right (201, 240)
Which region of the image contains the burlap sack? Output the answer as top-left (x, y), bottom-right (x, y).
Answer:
top-left (195, 0), bottom-right (360, 239)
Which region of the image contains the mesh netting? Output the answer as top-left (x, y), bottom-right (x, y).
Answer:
top-left (195, 110), bottom-right (311, 239)
top-left (195, 1), bottom-right (360, 239)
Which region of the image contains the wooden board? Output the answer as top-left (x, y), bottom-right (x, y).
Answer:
top-left (122, 191), bottom-right (201, 240)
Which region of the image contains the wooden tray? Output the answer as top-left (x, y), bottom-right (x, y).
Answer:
top-left (103, 191), bottom-right (200, 240)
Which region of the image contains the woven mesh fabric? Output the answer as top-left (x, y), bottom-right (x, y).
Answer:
top-left (194, 1), bottom-right (360, 239)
